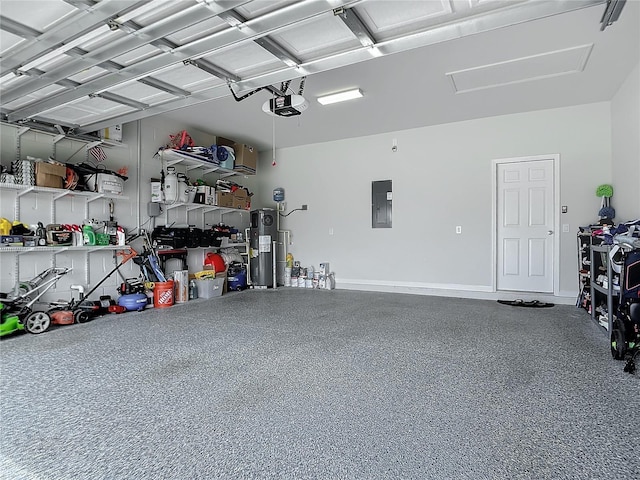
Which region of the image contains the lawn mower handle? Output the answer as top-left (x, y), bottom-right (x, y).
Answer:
top-left (82, 246), bottom-right (138, 301)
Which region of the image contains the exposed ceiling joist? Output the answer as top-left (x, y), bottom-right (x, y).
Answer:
top-left (254, 36), bottom-right (301, 68)
top-left (0, 15), bottom-right (41, 39)
top-left (183, 58), bottom-right (240, 83)
top-left (333, 5), bottom-right (376, 48)
top-left (138, 77), bottom-right (191, 98)
top-left (0, 0), bottom-right (150, 73)
top-left (90, 91), bottom-right (149, 110)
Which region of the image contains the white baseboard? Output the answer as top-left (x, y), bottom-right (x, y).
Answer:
top-left (336, 279), bottom-right (577, 305)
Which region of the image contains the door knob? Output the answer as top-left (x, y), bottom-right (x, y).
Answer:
top-left (547, 230), bottom-right (554, 235)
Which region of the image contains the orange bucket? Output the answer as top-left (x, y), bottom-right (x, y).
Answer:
top-left (153, 280), bottom-right (174, 308)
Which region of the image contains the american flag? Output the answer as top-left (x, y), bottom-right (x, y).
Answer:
top-left (89, 146), bottom-right (107, 162)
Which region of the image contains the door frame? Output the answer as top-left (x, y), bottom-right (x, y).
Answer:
top-left (491, 154), bottom-right (561, 295)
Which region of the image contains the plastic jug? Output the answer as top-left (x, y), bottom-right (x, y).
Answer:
top-left (164, 166), bottom-right (178, 203)
top-left (0, 218), bottom-right (11, 235)
top-left (177, 173), bottom-right (189, 203)
top-left (82, 224), bottom-right (96, 246)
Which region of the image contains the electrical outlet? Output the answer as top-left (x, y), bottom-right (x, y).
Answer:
top-left (456, 226), bottom-right (462, 234)
top-left (301, 204), bottom-right (308, 210)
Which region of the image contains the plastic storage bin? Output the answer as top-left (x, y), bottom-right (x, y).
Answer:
top-left (195, 277), bottom-right (224, 299)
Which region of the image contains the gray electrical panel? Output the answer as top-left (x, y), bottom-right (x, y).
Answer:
top-left (372, 180), bottom-right (392, 228)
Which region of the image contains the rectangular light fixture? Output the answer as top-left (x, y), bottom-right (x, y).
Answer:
top-left (317, 88), bottom-right (363, 105)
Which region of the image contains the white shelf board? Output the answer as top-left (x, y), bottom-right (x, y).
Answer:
top-left (0, 183), bottom-right (129, 200)
top-left (160, 149), bottom-right (240, 178)
top-left (0, 245), bottom-right (131, 253)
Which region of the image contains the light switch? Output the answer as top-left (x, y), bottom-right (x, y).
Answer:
top-left (562, 224), bottom-right (570, 233)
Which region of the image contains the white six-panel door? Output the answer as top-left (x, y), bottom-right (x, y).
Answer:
top-left (497, 158), bottom-right (555, 293)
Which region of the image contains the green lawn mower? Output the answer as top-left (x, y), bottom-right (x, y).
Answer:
top-left (0, 267), bottom-right (71, 336)
top-left (0, 301), bottom-right (24, 337)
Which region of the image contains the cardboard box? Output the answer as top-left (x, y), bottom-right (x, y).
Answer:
top-left (233, 188), bottom-right (250, 210)
top-left (35, 162), bottom-right (66, 189)
top-left (195, 185), bottom-right (215, 205)
top-left (233, 143), bottom-right (257, 175)
top-left (215, 136), bottom-right (235, 149)
top-left (216, 190), bottom-right (234, 208)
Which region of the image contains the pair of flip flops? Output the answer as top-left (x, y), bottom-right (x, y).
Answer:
top-left (497, 299), bottom-right (555, 308)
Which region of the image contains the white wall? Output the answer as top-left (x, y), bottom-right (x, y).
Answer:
top-left (254, 102), bottom-right (613, 300)
top-left (3, 94), bottom-right (631, 302)
top-left (611, 63), bottom-right (640, 220)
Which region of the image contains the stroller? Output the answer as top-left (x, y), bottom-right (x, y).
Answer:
top-left (0, 267), bottom-right (71, 335)
top-left (611, 247), bottom-right (640, 375)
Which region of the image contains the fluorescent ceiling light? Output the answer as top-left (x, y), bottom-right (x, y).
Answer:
top-left (317, 88), bottom-right (363, 105)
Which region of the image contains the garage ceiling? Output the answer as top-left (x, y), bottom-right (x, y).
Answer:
top-left (1, 0), bottom-right (638, 150)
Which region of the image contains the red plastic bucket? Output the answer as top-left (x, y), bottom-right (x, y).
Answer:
top-left (154, 280), bottom-right (174, 308)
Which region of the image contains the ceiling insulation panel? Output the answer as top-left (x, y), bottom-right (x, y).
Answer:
top-left (1, 84), bottom-right (67, 111)
top-left (0, 30), bottom-right (25, 55)
top-left (202, 42), bottom-right (281, 76)
top-left (111, 45), bottom-right (164, 67)
top-left (67, 66), bottom-right (110, 84)
top-left (41, 100), bottom-right (135, 125)
top-left (165, 17), bottom-right (228, 46)
top-left (153, 64), bottom-right (224, 92)
top-left (31, 53), bottom-right (71, 73)
top-left (77, 30), bottom-right (127, 52)
top-left (122, 0), bottom-right (189, 27)
top-left (235, 0), bottom-right (299, 19)
top-left (0, 0), bottom-right (75, 32)
top-left (355, 0), bottom-right (452, 36)
top-left (271, 16), bottom-right (361, 60)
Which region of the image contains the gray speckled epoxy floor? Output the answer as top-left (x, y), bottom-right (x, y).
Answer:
top-left (1, 289), bottom-right (638, 480)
